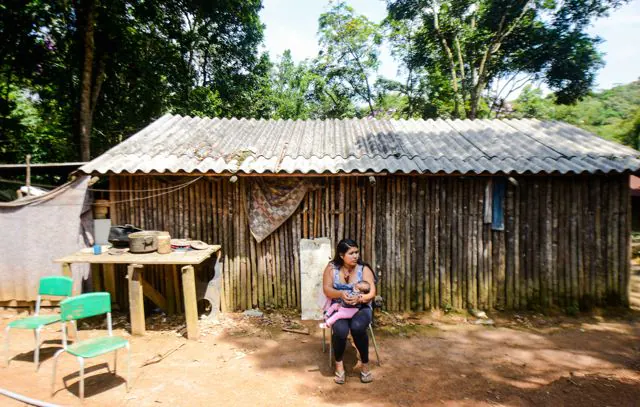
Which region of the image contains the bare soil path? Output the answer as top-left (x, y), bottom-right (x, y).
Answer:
top-left (1, 303), bottom-right (638, 407)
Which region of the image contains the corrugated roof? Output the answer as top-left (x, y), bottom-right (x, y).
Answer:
top-left (79, 114), bottom-right (640, 175)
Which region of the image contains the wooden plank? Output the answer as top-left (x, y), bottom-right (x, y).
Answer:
top-left (55, 246), bottom-right (221, 265)
top-left (181, 265), bottom-right (200, 340)
top-left (141, 276), bottom-right (167, 312)
top-left (127, 264), bottom-right (146, 336)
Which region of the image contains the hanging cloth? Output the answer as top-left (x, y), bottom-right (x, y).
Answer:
top-left (247, 177), bottom-right (312, 243)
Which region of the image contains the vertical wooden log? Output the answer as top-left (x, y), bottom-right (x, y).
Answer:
top-left (570, 180), bottom-right (579, 307)
top-left (440, 178), bottom-right (449, 309)
top-left (601, 178), bottom-right (611, 304)
top-left (433, 179), bottom-right (441, 308)
top-left (620, 175), bottom-right (631, 306)
top-left (416, 179), bottom-right (425, 311)
top-left (338, 179), bottom-right (345, 241)
top-left (423, 179), bottom-right (431, 309)
top-left (450, 179), bottom-right (459, 309)
top-left (127, 264), bottom-right (145, 336)
top-left (576, 180), bottom-right (585, 304)
top-left (249, 224), bottom-right (259, 309)
top-left (520, 179), bottom-right (529, 310)
top-left (592, 177), bottom-right (601, 304)
top-left (403, 177), bottom-right (411, 310)
top-left (240, 184), bottom-right (249, 310)
top-left (532, 180), bottom-right (540, 307)
top-left (550, 179), bottom-right (558, 307)
top-left (543, 179), bottom-right (553, 309)
top-left (91, 264), bottom-right (102, 292)
top-left (470, 179), bottom-right (478, 309)
top-left (479, 180), bottom-right (488, 309)
top-left (610, 178), bottom-right (620, 301)
top-left (387, 176), bottom-right (393, 309)
top-left (165, 266), bottom-right (176, 315)
top-left (181, 265), bottom-right (200, 340)
top-left (109, 176), bottom-right (118, 226)
top-left (513, 181), bottom-right (521, 309)
top-left (103, 263), bottom-right (117, 305)
top-left (585, 178), bottom-right (595, 303)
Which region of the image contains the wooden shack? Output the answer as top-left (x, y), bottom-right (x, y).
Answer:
top-left (77, 114), bottom-right (640, 312)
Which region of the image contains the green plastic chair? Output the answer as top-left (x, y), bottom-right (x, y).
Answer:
top-left (50, 292), bottom-right (130, 401)
top-left (4, 276), bottom-right (74, 370)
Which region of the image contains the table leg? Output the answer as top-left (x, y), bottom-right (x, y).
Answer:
top-left (127, 264), bottom-right (145, 336)
top-left (61, 263), bottom-right (75, 293)
top-left (103, 264), bottom-right (117, 305)
top-left (181, 265), bottom-right (199, 340)
top-left (61, 263), bottom-right (77, 338)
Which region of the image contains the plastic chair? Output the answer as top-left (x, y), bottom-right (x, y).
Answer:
top-left (5, 276), bottom-right (73, 370)
top-left (50, 292), bottom-right (130, 401)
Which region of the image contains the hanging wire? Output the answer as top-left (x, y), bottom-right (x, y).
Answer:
top-left (2, 176), bottom-right (204, 207)
top-left (108, 176), bottom-right (203, 204)
top-left (0, 176), bottom-right (204, 194)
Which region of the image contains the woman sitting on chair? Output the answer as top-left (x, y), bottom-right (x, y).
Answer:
top-left (322, 238), bottom-right (376, 384)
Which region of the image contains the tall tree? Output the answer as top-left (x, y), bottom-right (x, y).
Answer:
top-left (0, 0), bottom-right (264, 162)
top-left (317, 1), bottom-right (383, 116)
top-left (386, 0), bottom-right (629, 119)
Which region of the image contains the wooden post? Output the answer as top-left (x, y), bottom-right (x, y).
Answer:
top-left (61, 263), bottom-right (78, 295)
top-left (181, 265), bottom-right (200, 340)
top-left (103, 263), bottom-right (116, 305)
top-left (127, 264), bottom-right (145, 336)
top-left (61, 262), bottom-right (77, 338)
top-left (25, 154), bottom-right (31, 193)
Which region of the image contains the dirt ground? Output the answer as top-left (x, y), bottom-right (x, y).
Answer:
top-left (1, 271), bottom-right (639, 406)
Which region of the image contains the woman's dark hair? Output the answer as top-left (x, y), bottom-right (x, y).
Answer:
top-left (332, 238), bottom-right (364, 268)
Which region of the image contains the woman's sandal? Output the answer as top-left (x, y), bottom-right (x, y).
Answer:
top-left (334, 370), bottom-right (346, 384)
top-left (360, 370), bottom-right (373, 383)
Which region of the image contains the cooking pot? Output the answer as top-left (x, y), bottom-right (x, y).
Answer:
top-left (128, 231), bottom-right (169, 253)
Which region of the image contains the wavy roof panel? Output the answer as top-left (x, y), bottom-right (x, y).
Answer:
top-left (79, 114), bottom-right (640, 175)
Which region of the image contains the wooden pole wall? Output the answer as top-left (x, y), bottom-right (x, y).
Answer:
top-left (109, 174), bottom-right (632, 312)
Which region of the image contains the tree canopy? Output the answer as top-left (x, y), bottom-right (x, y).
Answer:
top-left (0, 0), bottom-right (636, 169)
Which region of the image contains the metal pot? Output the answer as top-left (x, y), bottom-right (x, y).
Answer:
top-left (128, 231), bottom-right (168, 253)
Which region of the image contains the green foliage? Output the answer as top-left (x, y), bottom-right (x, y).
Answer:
top-left (386, 0), bottom-right (629, 119)
top-left (317, 1), bottom-right (383, 116)
top-left (1, 0), bottom-right (637, 168)
top-left (511, 80), bottom-right (640, 148)
top-left (0, 0), bottom-right (265, 162)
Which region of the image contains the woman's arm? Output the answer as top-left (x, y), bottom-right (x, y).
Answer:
top-left (323, 263), bottom-right (349, 300)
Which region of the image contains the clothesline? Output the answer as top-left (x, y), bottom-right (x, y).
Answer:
top-left (3, 177), bottom-right (203, 207)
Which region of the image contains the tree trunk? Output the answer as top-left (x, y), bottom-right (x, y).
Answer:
top-left (78, 0), bottom-right (97, 161)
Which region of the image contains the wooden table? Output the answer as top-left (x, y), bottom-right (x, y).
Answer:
top-left (54, 245), bottom-right (221, 340)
